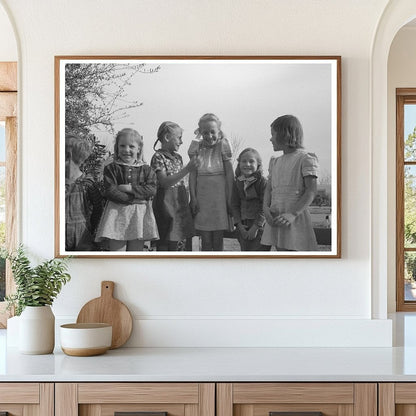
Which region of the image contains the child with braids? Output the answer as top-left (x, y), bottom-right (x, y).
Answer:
top-left (188, 113), bottom-right (233, 251)
top-left (150, 121), bottom-right (199, 251)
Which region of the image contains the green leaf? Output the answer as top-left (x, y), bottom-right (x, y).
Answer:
top-left (5, 245), bottom-right (71, 315)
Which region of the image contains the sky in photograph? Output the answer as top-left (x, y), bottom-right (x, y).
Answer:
top-left (82, 60), bottom-right (335, 183)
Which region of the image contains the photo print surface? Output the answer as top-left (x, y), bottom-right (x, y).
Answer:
top-left (56, 56), bottom-right (341, 258)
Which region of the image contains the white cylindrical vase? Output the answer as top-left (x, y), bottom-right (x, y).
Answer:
top-left (6, 315), bottom-right (20, 347)
top-left (19, 306), bottom-right (55, 354)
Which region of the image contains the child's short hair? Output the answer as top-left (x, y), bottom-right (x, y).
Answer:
top-left (114, 128), bottom-right (143, 160)
top-left (270, 115), bottom-right (304, 149)
top-left (195, 113), bottom-right (224, 139)
top-left (153, 121), bottom-right (183, 150)
top-left (235, 147), bottom-right (263, 177)
top-left (65, 134), bottom-right (92, 165)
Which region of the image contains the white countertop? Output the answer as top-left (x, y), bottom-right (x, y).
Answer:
top-left (3, 313), bottom-right (416, 382)
top-left (3, 345), bottom-right (416, 382)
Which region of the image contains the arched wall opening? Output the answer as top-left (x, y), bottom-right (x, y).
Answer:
top-left (0, 1), bottom-right (17, 61)
top-left (371, 0), bottom-right (416, 318)
top-left (387, 18), bottom-right (416, 313)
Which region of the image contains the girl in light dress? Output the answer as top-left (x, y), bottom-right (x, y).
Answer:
top-left (95, 128), bottom-right (158, 251)
top-left (188, 113), bottom-right (234, 251)
top-left (231, 148), bottom-right (270, 251)
top-left (261, 115), bottom-right (319, 251)
top-left (65, 135), bottom-right (103, 251)
top-left (151, 121), bottom-right (199, 251)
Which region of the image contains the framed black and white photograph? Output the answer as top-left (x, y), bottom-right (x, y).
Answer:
top-left (55, 56), bottom-right (341, 258)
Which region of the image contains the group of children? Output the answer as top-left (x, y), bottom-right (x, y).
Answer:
top-left (65, 113), bottom-right (319, 252)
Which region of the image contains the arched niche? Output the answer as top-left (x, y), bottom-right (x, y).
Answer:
top-left (371, 0), bottom-right (416, 319)
top-left (0, 1), bottom-right (17, 61)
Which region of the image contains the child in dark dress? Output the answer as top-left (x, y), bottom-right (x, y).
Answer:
top-left (65, 135), bottom-right (103, 251)
top-left (151, 121), bottom-right (198, 251)
top-left (231, 148), bottom-right (270, 251)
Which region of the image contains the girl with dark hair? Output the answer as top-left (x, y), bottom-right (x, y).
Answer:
top-left (261, 115), bottom-right (319, 251)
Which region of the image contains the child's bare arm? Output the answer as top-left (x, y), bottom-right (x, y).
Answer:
top-left (189, 170), bottom-right (198, 214)
top-left (278, 175), bottom-right (317, 226)
top-left (263, 180), bottom-right (273, 226)
top-left (223, 160), bottom-right (234, 210)
top-left (157, 156), bottom-right (199, 189)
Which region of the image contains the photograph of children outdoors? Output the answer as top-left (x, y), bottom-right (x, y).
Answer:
top-left (57, 57), bottom-right (339, 257)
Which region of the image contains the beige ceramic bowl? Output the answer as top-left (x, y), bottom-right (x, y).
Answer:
top-left (60, 323), bottom-right (112, 356)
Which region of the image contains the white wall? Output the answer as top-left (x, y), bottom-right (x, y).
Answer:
top-left (0, 0), bottom-right (394, 347)
top-left (387, 26), bottom-right (416, 312)
top-left (0, 2), bottom-right (16, 61)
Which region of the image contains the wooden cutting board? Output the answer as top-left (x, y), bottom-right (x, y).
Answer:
top-left (76, 281), bottom-right (133, 349)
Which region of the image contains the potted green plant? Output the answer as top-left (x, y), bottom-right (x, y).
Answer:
top-left (4, 245), bottom-right (71, 354)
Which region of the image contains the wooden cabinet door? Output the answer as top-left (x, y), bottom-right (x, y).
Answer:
top-left (0, 383), bottom-right (53, 415)
top-left (379, 383), bottom-right (416, 416)
top-left (55, 383), bottom-right (215, 416)
top-left (217, 383), bottom-right (377, 416)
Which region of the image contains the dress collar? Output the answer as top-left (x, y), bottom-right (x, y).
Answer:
top-left (237, 175), bottom-right (257, 191)
top-left (157, 149), bottom-right (178, 160)
top-left (237, 175), bottom-right (257, 183)
top-left (115, 158), bottom-right (144, 167)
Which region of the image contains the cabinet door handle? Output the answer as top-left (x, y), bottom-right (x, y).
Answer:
top-left (270, 413), bottom-right (323, 416)
top-left (115, 412), bottom-right (168, 416)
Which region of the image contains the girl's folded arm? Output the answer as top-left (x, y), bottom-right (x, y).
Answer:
top-left (104, 166), bottom-right (133, 203)
top-left (131, 166), bottom-right (157, 199)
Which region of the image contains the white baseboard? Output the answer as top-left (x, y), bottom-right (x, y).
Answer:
top-left (48, 317), bottom-right (392, 348)
top-left (52, 317), bottom-right (392, 348)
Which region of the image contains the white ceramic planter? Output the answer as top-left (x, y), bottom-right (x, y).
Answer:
top-left (6, 315), bottom-right (20, 347)
top-left (19, 305), bottom-right (55, 354)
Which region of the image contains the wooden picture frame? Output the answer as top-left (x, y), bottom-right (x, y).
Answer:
top-left (55, 56), bottom-right (341, 258)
